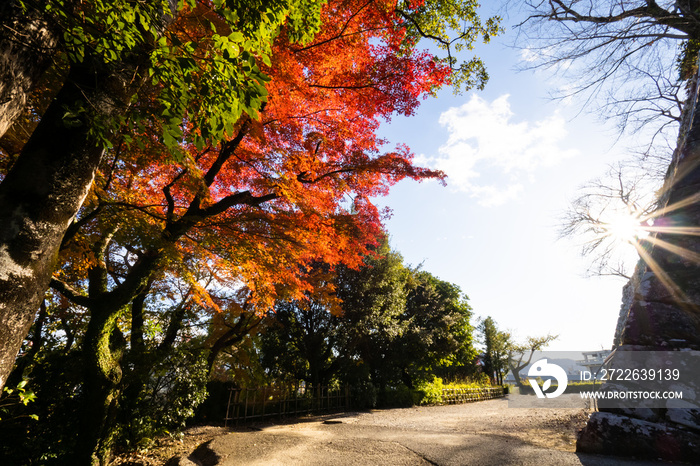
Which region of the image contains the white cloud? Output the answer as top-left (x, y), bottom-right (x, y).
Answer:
top-left (519, 47), bottom-right (540, 63)
top-left (421, 94), bottom-right (578, 207)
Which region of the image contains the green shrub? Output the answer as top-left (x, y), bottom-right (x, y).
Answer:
top-left (350, 381), bottom-right (377, 409)
top-left (377, 384), bottom-right (417, 408)
top-left (118, 347), bottom-right (209, 449)
top-left (0, 351), bottom-right (83, 465)
top-left (417, 377), bottom-right (444, 405)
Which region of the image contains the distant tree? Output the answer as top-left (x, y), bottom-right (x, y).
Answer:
top-left (396, 271), bottom-right (476, 387)
top-left (335, 240), bottom-right (410, 389)
top-left (258, 244), bottom-right (479, 391)
top-left (506, 334), bottom-right (558, 387)
top-left (477, 317), bottom-right (510, 385)
top-left (260, 267), bottom-right (342, 387)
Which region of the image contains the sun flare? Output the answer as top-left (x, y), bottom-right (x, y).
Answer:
top-left (604, 212), bottom-right (649, 243)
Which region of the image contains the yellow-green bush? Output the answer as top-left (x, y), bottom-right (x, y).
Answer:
top-left (417, 377), bottom-right (445, 405)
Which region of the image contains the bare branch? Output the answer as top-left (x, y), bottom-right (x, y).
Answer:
top-left (516, 0), bottom-right (692, 139)
top-left (559, 162), bottom-right (661, 278)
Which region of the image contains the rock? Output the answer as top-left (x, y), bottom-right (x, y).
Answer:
top-left (666, 399), bottom-right (700, 432)
top-left (577, 411), bottom-right (700, 463)
top-left (623, 300), bottom-right (700, 348)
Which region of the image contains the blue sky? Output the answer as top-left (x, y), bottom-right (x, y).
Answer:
top-left (374, 8), bottom-right (651, 351)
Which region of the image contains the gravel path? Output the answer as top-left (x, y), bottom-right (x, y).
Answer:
top-left (165, 398), bottom-right (676, 466)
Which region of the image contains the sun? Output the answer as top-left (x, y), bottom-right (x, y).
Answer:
top-left (604, 211), bottom-right (649, 243)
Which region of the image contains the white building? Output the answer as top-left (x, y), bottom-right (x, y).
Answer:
top-left (577, 350), bottom-right (612, 377)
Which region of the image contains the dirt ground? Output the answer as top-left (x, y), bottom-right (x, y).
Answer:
top-left (110, 397), bottom-right (591, 465)
top-left (110, 425), bottom-right (230, 466)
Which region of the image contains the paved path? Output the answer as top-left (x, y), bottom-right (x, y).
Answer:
top-left (180, 398), bottom-right (675, 466)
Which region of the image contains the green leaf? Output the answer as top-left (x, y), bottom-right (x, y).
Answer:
top-left (163, 129), bottom-right (176, 147)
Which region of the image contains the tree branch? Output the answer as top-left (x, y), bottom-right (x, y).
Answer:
top-left (61, 204), bottom-right (104, 250)
top-left (205, 117), bottom-right (252, 187)
top-left (50, 277), bottom-right (93, 307)
top-left (163, 169), bottom-right (188, 224)
top-left (200, 191), bottom-right (278, 218)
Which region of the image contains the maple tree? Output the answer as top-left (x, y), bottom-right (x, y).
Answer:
top-left (1, 0), bottom-right (500, 463)
top-left (0, 0), bottom-right (499, 402)
top-left (0, 0), bottom-right (325, 399)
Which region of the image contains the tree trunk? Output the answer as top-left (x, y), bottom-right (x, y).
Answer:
top-left (0, 0), bottom-right (177, 394)
top-left (130, 282), bottom-right (152, 352)
top-left (78, 298), bottom-right (126, 465)
top-left (73, 247), bottom-right (161, 464)
top-left (0, 0), bottom-right (60, 138)
top-left (0, 61), bottom-right (111, 392)
top-left (5, 299), bottom-right (47, 388)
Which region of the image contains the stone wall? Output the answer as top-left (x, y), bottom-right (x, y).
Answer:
top-left (577, 58), bottom-right (700, 462)
top-left (611, 259), bottom-right (644, 349)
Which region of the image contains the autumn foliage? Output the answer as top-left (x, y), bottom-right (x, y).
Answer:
top-left (0, 0), bottom-right (497, 463)
top-left (59, 0), bottom-right (449, 312)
